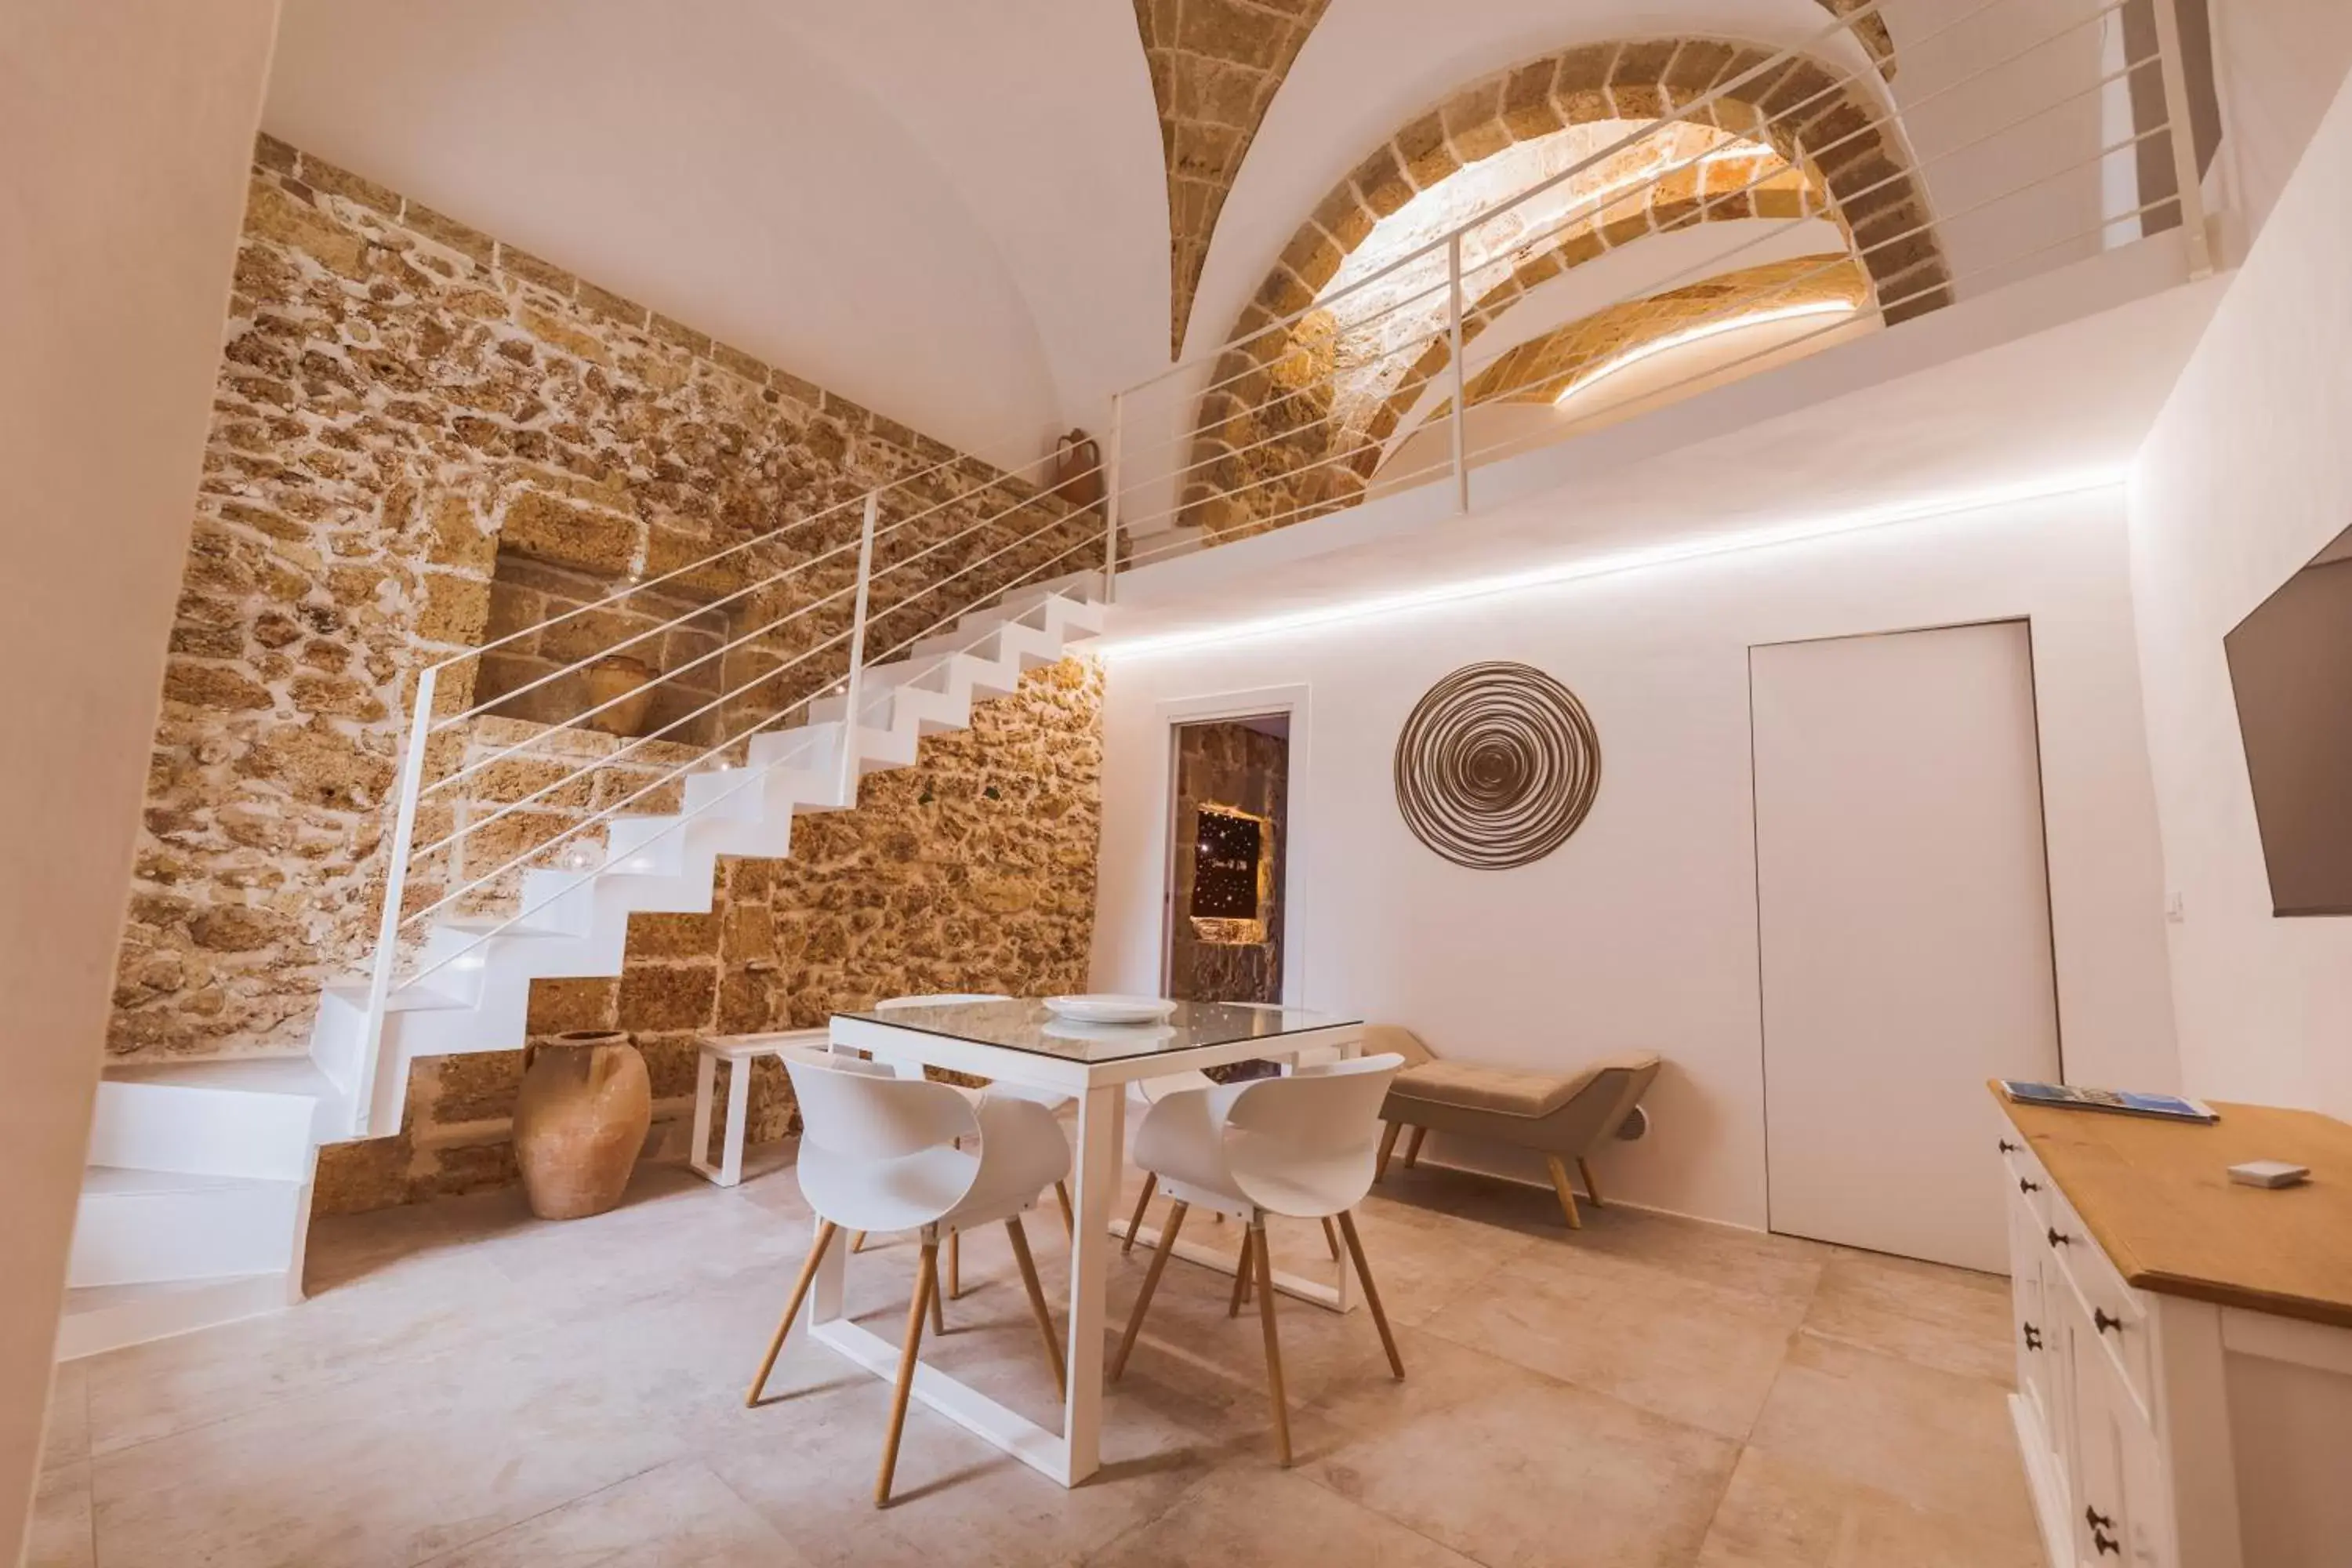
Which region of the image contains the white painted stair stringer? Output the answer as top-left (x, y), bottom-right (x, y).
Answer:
top-left (57, 581), bottom-right (1103, 1359)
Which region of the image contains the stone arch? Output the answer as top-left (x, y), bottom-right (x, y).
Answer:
top-left (1175, 35), bottom-right (1949, 542)
top-left (1139, 3), bottom-right (1903, 365)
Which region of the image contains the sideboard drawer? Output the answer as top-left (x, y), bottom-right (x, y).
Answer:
top-left (2045, 1188), bottom-right (2155, 1424)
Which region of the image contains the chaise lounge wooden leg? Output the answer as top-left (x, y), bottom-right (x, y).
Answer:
top-left (1577, 1156), bottom-right (1603, 1208)
top-left (1403, 1126), bottom-right (1428, 1170)
top-left (1122, 1174), bottom-right (1157, 1257)
top-left (1110, 1200), bottom-right (1188, 1381)
top-left (1375, 1120), bottom-right (1402, 1182)
top-left (746, 1219), bottom-right (837, 1406)
top-left (1544, 1155), bottom-right (1584, 1230)
top-left (1228, 1227), bottom-right (1254, 1316)
top-left (1005, 1215), bottom-right (1064, 1399)
top-left (1337, 1210), bottom-right (1405, 1381)
top-left (876, 1237), bottom-right (938, 1507)
top-left (1321, 1216), bottom-right (1342, 1260)
top-left (1252, 1215), bottom-right (1291, 1466)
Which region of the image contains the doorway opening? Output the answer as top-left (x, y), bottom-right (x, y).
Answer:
top-left (1162, 713), bottom-right (1290, 1004)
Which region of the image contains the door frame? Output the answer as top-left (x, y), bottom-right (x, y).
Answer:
top-left (1150, 684), bottom-right (1312, 1006)
top-left (1745, 615), bottom-right (2067, 1253)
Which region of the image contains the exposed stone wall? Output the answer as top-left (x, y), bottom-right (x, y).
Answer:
top-left (109, 139), bottom-right (1097, 1063)
top-left (1167, 720), bottom-right (1287, 1005)
top-left (1129, 2), bottom-right (1891, 364)
top-left (1452, 256), bottom-right (1871, 412)
top-left (1174, 36), bottom-right (1948, 546)
top-left (316, 657), bottom-right (1102, 1214)
top-left (1134, 0), bottom-right (1334, 360)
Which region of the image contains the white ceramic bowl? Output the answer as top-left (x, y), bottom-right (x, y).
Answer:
top-left (1041, 994), bottom-right (1178, 1025)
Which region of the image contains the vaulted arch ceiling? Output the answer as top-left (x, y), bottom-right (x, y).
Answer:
top-left (1174, 34), bottom-right (1950, 540)
top-left (1138, 1), bottom-right (1904, 364)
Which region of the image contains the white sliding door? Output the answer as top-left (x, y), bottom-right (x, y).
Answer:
top-left (1751, 620), bottom-right (2060, 1272)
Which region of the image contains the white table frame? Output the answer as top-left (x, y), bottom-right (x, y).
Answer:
top-left (800, 1011), bottom-right (1364, 1488)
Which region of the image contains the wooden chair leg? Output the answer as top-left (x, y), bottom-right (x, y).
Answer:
top-left (1375, 1120), bottom-right (1402, 1182)
top-left (1005, 1216), bottom-right (1065, 1399)
top-left (947, 1229), bottom-right (960, 1300)
top-left (1544, 1155), bottom-right (1584, 1230)
top-left (1320, 1216), bottom-right (1342, 1260)
top-left (1403, 1126), bottom-right (1428, 1170)
top-left (1336, 1210), bottom-right (1405, 1380)
top-left (1577, 1156), bottom-right (1604, 1208)
top-left (1110, 1200), bottom-right (1189, 1381)
top-left (1054, 1179), bottom-right (1075, 1238)
top-left (1227, 1227), bottom-right (1254, 1317)
top-left (1251, 1216), bottom-right (1291, 1466)
top-left (876, 1238), bottom-right (938, 1508)
top-left (930, 1251), bottom-right (948, 1334)
top-left (851, 1231), bottom-right (868, 1254)
top-left (1121, 1174), bottom-right (1157, 1257)
top-left (746, 1219), bottom-right (837, 1406)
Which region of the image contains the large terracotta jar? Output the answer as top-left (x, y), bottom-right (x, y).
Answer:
top-left (512, 1030), bottom-right (652, 1220)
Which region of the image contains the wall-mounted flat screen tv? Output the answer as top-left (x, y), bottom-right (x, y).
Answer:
top-left (2224, 521), bottom-right (2352, 916)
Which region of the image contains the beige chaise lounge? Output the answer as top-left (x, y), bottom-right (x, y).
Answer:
top-left (1365, 1025), bottom-right (1661, 1230)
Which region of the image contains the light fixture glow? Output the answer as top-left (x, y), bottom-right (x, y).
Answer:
top-left (1552, 297), bottom-right (1863, 407)
top-left (1097, 468), bottom-right (2130, 662)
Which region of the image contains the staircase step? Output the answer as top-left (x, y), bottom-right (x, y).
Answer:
top-left (55, 1272), bottom-right (295, 1361)
top-left (70, 1167), bottom-right (309, 1289)
top-left (92, 1061), bottom-right (327, 1179)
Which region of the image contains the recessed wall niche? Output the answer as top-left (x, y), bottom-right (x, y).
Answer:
top-left (1190, 801), bottom-right (1273, 944)
top-left (1164, 715), bottom-right (1288, 1004)
top-left (476, 545), bottom-right (731, 748)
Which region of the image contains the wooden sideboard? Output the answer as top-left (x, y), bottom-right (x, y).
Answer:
top-left (1992, 1088), bottom-right (2352, 1568)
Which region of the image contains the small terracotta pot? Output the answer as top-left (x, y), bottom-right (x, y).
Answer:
top-left (512, 1030), bottom-right (652, 1220)
top-left (584, 655), bottom-right (656, 738)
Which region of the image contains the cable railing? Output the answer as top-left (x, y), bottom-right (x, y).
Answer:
top-left (1103, 0), bottom-right (2215, 570)
top-left (347, 438), bottom-right (1110, 1133)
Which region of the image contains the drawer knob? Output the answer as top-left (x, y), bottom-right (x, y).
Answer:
top-left (2019, 1178), bottom-right (2042, 1193)
top-left (2046, 1227), bottom-right (2071, 1248)
top-left (2022, 1323), bottom-right (2042, 1350)
top-left (2093, 1530), bottom-right (2121, 1556)
top-left (1998, 1139), bottom-right (2020, 1153)
top-left (2085, 1505), bottom-right (2114, 1531)
top-left (2093, 1308), bottom-right (2123, 1334)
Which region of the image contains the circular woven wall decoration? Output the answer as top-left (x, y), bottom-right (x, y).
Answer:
top-left (1393, 661), bottom-right (1601, 869)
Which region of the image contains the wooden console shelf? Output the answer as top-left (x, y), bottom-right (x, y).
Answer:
top-left (1990, 1087), bottom-right (2352, 1329)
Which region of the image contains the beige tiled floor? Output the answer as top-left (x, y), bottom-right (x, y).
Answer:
top-left (32, 1152), bottom-right (2043, 1567)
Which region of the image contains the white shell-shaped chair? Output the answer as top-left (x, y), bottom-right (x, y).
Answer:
top-left (746, 1047), bottom-right (1072, 1506)
top-left (855, 994), bottom-right (1076, 1295)
top-left (1110, 1053), bottom-right (1409, 1465)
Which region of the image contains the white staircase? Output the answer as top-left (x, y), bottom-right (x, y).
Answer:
top-left (60, 561), bottom-right (1105, 1359)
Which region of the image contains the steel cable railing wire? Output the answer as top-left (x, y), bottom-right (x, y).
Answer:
top-left (1111, 0), bottom-right (2140, 536)
top-left (1115, 0), bottom-right (1927, 401)
top-left (402, 621), bottom-right (866, 934)
top-left (1124, 157), bottom-right (2186, 575)
top-left (1117, 39), bottom-right (2169, 556)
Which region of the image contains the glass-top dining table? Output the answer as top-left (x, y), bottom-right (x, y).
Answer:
top-left (800, 997), bottom-right (1365, 1489)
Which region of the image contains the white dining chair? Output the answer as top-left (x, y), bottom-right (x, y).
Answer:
top-left (746, 1046), bottom-right (1071, 1507)
top-left (855, 993), bottom-right (1076, 1298)
top-left (1109, 1053), bottom-right (1409, 1465)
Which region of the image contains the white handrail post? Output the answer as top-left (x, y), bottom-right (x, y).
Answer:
top-left (1447, 233), bottom-right (1468, 515)
top-left (2150, 0), bottom-right (2214, 278)
top-left (354, 663), bottom-right (436, 1138)
top-left (1102, 390), bottom-right (1123, 604)
top-left (835, 490), bottom-right (880, 808)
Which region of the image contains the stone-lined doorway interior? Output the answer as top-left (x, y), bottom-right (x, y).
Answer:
top-left (1163, 713), bottom-right (1290, 1004)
